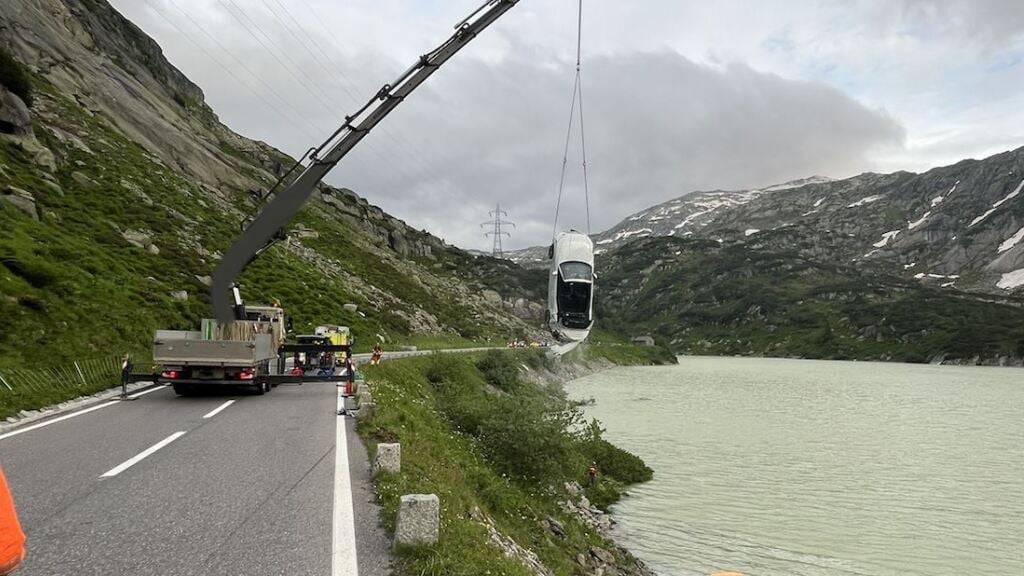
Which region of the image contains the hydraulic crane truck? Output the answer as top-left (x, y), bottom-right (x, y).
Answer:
top-left (154, 289), bottom-right (287, 395)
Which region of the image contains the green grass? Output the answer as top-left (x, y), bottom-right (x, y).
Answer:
top-left (358, 350), bottom-right (655, 575)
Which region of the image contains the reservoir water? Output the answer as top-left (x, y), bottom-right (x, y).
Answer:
top-left (566, 356), bottom-right (1024, 576)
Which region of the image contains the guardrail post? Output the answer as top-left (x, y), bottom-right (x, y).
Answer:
top-left (374, 443), bottom-right (401, 474)
top-left (395, 494), bottom-right (439, 546)
top-left (73, 362), bottom-right (87, 386)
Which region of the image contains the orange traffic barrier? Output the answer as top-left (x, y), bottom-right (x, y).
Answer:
top-left (0, 468), bottom-right (25, 574)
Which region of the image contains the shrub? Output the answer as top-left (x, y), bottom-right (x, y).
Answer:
top-left (0, 48), bottom-right (33, 107)
top-left (579, 419), bottom-right (653, 484)
top-left (476, 394), bottom-right (579, 484)
top-left (476, 350), bottom-right (520, 392)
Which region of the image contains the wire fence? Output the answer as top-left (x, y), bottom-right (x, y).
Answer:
top-left (0, 355), bottom-right (125, 419)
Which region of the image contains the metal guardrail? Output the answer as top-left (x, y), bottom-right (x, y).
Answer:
top-left (0, 355), bottom-right (126, 409)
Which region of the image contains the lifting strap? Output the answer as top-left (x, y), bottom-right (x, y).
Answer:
top-left (551, 0), bottom-right (591, 241)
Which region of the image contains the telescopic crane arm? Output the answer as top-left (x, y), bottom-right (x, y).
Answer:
top-left (211, 0), bottom-right (520, 322)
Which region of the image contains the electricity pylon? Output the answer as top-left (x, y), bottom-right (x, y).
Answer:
top-left (481, 203), bottom-right (515, 258)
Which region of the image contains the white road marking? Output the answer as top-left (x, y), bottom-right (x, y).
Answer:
top-left (0, 401), bottom-right (119, 441)
top-left (126, 384), bottom-right (169, 399)
top-left (202, 400), bottom-right (236, 419)
top-left (333, 391), bottom-right (359, 576)
top-left (100, 431), bottom-right (186, 478)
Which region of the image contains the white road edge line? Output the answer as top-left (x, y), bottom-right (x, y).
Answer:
top-left (0, 401), bottom-right (119, 441)
top-left (202, 400), bottom-right (236, 419)
top-left (333, 391), bottom-right (359, 575)
top-left (126, 384), bottom-right (169, 399)
top-left (100, 431), bottom-right (186, 478)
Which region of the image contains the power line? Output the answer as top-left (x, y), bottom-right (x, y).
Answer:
top-left (260, 0), bottom-right (448, 184)
top-left (143, 0), bottom-right (319, 143)
top-left (216, 0), bottom-right (423, 186)
top-left (157, 0), bottom-right (322, 140)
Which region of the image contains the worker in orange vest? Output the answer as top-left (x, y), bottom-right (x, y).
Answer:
top-left (0, 468), bottom-right (25, 574)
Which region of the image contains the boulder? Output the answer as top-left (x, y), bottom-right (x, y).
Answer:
top-left (195, 275), bottom-right (213, 287)
top-left (1, 186), bottom-right (38, 220)
top-left (482, 289), bottom-right (502, 306)
top-left (71, 171), bottom-right (95, 187)
top-left (589, 547), bottom-right (616, 566)
top-left (33, 147), bottom-right (56, 171)
top-left (0, 88), bottom-right (32, 137)
top-left (394, 494), bottom-right (440, 546)
top-left (171, 291), bottom-right (188, 301)
top-left (122, 229), bottom-right (153, 249)
top-left (374, 443), bottom-right (401, 474)
top-left (343, 303), bottom-right (358, 313)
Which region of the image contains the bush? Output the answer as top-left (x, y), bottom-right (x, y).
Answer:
top-left (579, 420), bottom-right (653, 484)
top-left (0, 48), bottom-right (33, 107)
top-left (476, 394), bottom-right (579, 484)
top-left (476, 350), bottom-right (520, 392)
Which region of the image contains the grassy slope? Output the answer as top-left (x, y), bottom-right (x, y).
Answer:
top-left (359, 350), bottom-right (660, 575)
top-left (599, 237), bottom-right (1024, 363)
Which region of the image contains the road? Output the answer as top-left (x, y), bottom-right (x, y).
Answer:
top-left (0, 380), bottom-right (391, 575)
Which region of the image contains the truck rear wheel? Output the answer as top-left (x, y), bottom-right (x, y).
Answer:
top-left (172, 383), bottom-right (193, 396)
top-left (252, 380), bottom-right (269, 395)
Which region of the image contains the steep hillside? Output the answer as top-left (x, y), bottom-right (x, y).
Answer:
top-left (597, 236), bottom-right (1024, 364)
top-left (0, 0), bottom-right (543, 368)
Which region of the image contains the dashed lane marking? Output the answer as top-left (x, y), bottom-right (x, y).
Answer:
top-left (202, 400), bottom-right (236, 419)
top-left (100, 431), bottom-right (187, 478)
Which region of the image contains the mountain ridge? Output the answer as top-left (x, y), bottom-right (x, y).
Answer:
top-left (508, 146), bottom-right (1024, 297)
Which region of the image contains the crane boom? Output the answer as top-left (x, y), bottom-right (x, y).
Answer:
top-left (211, 0), bottom-right (520, 321)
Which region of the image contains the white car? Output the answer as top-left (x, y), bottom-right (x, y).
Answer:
top-left (547, 231), bottom-right (595, 342)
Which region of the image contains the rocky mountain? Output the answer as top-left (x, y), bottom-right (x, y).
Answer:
top-left (511, 148), bottom-right (1024, 298)
top-left (0, 0), bottom-right (544, 366)
top-left (505, 176), bottom-right (834, 268)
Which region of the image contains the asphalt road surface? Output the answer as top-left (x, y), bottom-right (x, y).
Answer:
top-left (0, 380), bottom-right (391, 576)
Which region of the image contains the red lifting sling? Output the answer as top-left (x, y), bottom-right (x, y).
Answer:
top-left (0, 468), bottom-right (25, 574)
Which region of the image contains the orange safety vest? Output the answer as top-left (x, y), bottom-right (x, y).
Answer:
top-left (0, 468), bottom-right (25, 574)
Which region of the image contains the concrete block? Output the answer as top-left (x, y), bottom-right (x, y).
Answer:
top-left (343, 395), bottom-right (359, 412)
top-left (356, 402), bottom-right (376, 421)
top-left (395, 494), bottom-right (439, 546)
top-left (374, 443), bottom-right (401, 474)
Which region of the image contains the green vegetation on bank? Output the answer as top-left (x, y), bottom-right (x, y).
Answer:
top-left (599, 236), bottom-right (1024, 364)
top-left (359, 350), bottom-right (653, 575)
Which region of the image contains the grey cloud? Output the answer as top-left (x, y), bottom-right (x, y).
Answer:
top-left (334, 48), bottom-right (906, 249)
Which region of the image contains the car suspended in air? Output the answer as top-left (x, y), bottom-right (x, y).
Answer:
top-left (547, 230), bottom-right (595, 342)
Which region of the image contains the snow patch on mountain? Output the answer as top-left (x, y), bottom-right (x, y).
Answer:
top-left (997, 268), bottom-right (1024, 290)
top-left (998, 226), bottom-right (1024, 253)
top-left (969, 179), bottom-right (1024, 227)
top-left (874, 230), bottom-right (901, 248)
top-left (847, 195), bottom-right (884, 208)
top-left (908, 212), bottom-right (931, 230)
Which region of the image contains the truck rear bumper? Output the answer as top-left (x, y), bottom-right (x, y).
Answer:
top-left (158, 378), bottom-right (255, 386)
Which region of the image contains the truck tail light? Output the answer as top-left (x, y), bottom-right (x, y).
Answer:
top-left (161, 370), bottom-right (181, 380)
top-left (238, 368), bottom-right (256, 380)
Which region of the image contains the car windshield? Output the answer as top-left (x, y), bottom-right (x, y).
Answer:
top-left (560, 261), bottom-right (593, 281)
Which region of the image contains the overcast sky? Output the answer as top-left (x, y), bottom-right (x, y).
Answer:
top-left (110, 0), bottom-right (1024, 250)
